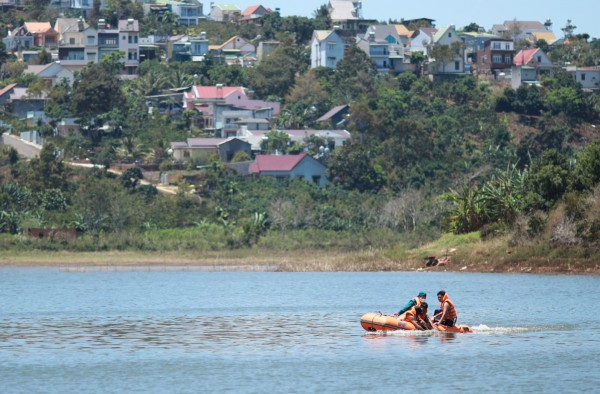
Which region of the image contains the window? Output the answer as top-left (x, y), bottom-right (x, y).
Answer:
top-left (448, 32), bottom-right (452, 38)
top-left (505, 43), bottom-right (511, 50)
top-left (312, 176), bottom-right (321, 184)
top-left (493, 42), bottom-right (501, 49)
top-left (454, 60), bottom-right (460, 70)
top-left (493, 54), bottom-right (502, 63)
top-left (87, 36), bottom-right (95, 45)
top-left (69, 37), bottom-right (75, 45)
top-left (581, 73), bottom-right (586, 81)
top-left (505, 55), bottom-right (512, 64)
top-left (537, 56), bottom-right (542, 63)
top-left (87, 52), bottom-right (96, 60)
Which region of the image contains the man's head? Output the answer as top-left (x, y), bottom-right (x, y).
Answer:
top-left (437, 290), bottom-right (446, 300)
top-left (421, 302), bottom-right (428, 311)
top-left (418, 291), bottom-right (427, 300)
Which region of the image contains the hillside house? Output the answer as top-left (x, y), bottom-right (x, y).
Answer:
top-left (209, 4), bottom-right (241, 22)
top-left (311, 30), bottom-right (345, 69)
top-left (409, 27), bottom-right (437, 56)
top-left (356, 30), bottom-right (408, 74)
top-left (475, 38), bottom-right (514, 78)
top-left (513, 48), bottom-right (554, 82)
top-left (183, 85), bottom-right (280, 137)
top-left (250, 154), bottom-right (329, 187)
top-left (239, 5), bottom-right (273, 25)
top-left (566, 66), bottom-right (600, 90)
top-left (170, 137), bottom-right (251, 163)
top-left (316, 104), bottom-right (350, 128)
top-left (23, 63), bottom-right (75, 86)
top-left (491, 20), bottom-right (553, 42)
top-left (428, 25), bottom-right (465, 76)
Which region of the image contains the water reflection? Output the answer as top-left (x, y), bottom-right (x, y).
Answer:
top-left (0, 313), bottom-right (356, 357)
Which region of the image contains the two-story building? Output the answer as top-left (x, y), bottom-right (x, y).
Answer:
top-left (55, 18), bottom-right (139, 75)
top-left (6, 22), bottom-right (58, 49)
top-left (356, 31), bottom-right (409, 74)
top-left (208, 4), bottom-right (241, 22)
top-left (476, 38), bottom-right (514, 79)
top-left (118, 19), bottom-right (140, 75)
top-left (428, 25), bottom-right (465, 76)
top-left (56, 17), bottom-right (97, 69)
top-left (183, 85), bottom-right (280, 137)
top-left (146, 0), bottom-right (203, 26)
top-left (310, 30), bottom-right (345, 69)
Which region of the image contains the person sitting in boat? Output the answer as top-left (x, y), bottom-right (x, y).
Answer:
top-left (398, 306), bottom-right (427, 330)
top-left (433, 290), bottom-right (457, 327)
top-left (417, 302), bottom-right (434, 330)
top-left (397, 291), bottom-right (427, 316)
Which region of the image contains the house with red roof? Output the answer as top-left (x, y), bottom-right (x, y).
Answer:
top-left (183, 85), bottom-right (280, 137)
top-left (238, 5), bottom-right (273, 25)
top-left (23, 22), bottom-right (58, 48)
top-left (250, 154), bottom-right (328, 187)
top-left (511, 48), bottom-right (554, 88)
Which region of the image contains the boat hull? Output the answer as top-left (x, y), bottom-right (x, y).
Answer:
top-left (360, 312), bottom-right (471, 333)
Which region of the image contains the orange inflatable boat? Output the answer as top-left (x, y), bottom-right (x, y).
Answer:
top-left (360, 312), bottom-right (472, 333)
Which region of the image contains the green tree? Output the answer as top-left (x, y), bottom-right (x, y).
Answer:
top-left (71, 62), bottom-right (127, 144)
top-left (261, 130), bottom-right (291, 154)
top-left (246, 38), bottom-right (307, 99)
top-left (44, 79), bottom-right (73, 121)
top-left (121, 167), bottom-right (143, 191)
top-left (326, 138), bottom-right (386, 192)
top-left (313, 4), bottom-right (331, 30)
top-left (27, 142), bottom-right (68, 191)
top-left (571, 140), bottom-right (600, 191)
top-left (34, 49), bottom-right (52, 65)
top-left (442, 186), bottom-right (485, 234)
top-left (524, 149), bottom-right (571, 210)
top-left (462, 23), bottom-right (481, 33)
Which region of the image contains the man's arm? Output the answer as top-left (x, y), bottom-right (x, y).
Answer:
top-left (398, 299), bottom-right (416, 315)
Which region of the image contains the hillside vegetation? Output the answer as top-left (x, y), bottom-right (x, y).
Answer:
top-left (1, 9), bottom-right (600, 270)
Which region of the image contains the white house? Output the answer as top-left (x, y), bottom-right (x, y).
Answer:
top-left (311, 30), bottom-right (345, 69)
top-left (409, 27), bottom-right (437, 55)
top-left (566, 66), bottom-right (600, 90)
top-left (429, 25), bottom-right (464, 75)
top-left (23, 63), bottom-right (74, 85)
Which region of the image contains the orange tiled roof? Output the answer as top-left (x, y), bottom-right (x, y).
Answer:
top-left (24, 22), bottom-right (53, 33)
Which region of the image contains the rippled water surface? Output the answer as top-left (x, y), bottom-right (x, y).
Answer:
top-left (1, 268), bottom-right (599, 393)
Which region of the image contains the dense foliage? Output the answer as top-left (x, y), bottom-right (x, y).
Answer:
top-left (1, 7), bottom-right (600, 252)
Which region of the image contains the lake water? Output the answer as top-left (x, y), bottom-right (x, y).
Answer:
top-left (1, 267), bottom-right (599, 393)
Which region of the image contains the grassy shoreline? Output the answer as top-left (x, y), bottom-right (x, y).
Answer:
top-left (2, 241), bottom-right (599, 275)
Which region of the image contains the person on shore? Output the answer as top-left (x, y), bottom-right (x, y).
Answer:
top-left (397, 291), bottom-right (427, 316)
top-left (433, 290), bottom-right (457, 327)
